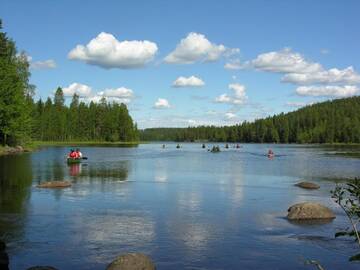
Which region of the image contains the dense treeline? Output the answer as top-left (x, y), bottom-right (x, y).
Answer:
top-left (140, 96), bottom-right (360, 143)
top-left (0, 20), bottom-right (33, 146)
top-left (0, 19), bottom-right (138, 146)
top-left (30, 89), bottom-right (139, 142)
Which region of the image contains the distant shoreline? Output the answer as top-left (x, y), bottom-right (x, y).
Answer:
top-left (2, 141), bottom-right (360, 157)
top-left (33, 141), bottom-right (143, 146)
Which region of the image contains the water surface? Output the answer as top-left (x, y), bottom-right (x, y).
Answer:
top-left (1, 143), bottom-right (360, 269)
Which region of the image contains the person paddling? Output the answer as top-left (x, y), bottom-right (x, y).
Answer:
top-left (68, 149), bottom-right (77, 159)
top-left (75, 148), bottom-right (83, 159)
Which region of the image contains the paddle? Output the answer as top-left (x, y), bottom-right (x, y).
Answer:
top-left (81, 157), bottom-right (88, 160)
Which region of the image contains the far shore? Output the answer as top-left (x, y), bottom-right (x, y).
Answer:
top-left (33, 141), bottom-right (143, 146)
top-left (2, 141), bottom-right (360, 157)
top-left (0, 141), bottom-right (143, 156)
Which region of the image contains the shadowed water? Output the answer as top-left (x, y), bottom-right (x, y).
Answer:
top-left (0, 143), bottom-right (360, 269)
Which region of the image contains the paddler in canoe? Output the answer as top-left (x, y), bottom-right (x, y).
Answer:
top-left (67, 149), bottom-right (83, 164)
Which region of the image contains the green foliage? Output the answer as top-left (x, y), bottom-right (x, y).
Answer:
top-left (0, 19), bottom-right (32, 146)
top-left (140, 97), bottom-right (360, 143)
top-left (30, 90), bottom-right (139, 142)
top-left (331, 179), bottom-right (360, 261)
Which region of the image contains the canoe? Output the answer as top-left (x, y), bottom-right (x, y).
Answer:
top-left (67, 158), bottom-right (82, 164)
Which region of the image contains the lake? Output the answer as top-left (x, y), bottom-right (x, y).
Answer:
top-left (1, 143), bottom-right (360, 270)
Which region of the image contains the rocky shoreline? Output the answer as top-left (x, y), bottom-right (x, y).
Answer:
top-left (0, 146), bottom-right (31, 156)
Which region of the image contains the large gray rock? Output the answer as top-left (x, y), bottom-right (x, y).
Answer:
top-left (295, 181), bottom-right (320, 190)
top-left (106, 253), bottom-right (156, 270)
top-left (287, 202), bottom-right (335, 220)
top-left (37, 181), bottom-right (72, 188)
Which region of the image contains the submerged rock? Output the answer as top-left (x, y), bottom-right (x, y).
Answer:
top-left (106, 253), bottom-right (156, 270)
top-left (287, 202), bottom-right (335, 220)
top-left (27, 267), bottom-right (58, 270)
top-left (37, 181), bottom-right (72, 188)
top-left (295, 181), bottom-right (320, 190)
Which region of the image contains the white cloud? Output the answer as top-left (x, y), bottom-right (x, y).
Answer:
top-left (224, 59), bottom-right (242, 70)
top-left (63, 83), bottom-right (135, 104)
top-left (154, 98), bottom-right (171, 109)
top-left (215, 83), bottom-right (247, 105)
top-left (172, 76), bottom-right (205, 87)
top-left (164, 32), bottom-right (238, 64)
top-left (282, 66), bottom-right (360, 85)
top-left (285, 101), bottom-right (313, 107)
top-left (296, 85), bottom-right (359, 97)
top-left (102, 87), bottom-right (134, 98)
top-left (251, 48), bottom-right (322, 74)
top-left (68, 32), bottom-right (158, 69)
top-left (250, 48), bottom-right (360, 86)
top-left (31, 59), bottom-right (57, 69)
top-left (63, 83), bottom-right (92, 97)
top-left (88, 87), bottom-right (134, 104)
top-left (87, 95), bottom-right (132, 104)
top-left (225, 112), bottom-right (236, 119)
top-left (188, 119), bottom-right (197, 125)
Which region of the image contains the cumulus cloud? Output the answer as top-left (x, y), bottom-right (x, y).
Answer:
top-left (172, 76), bottom-right (205, 87)
top-left (102, 87), bottom-right (134, 98)
top-left (250, 48), bottom-right (360, 87)
top-left (215, 83), bottom-right (247, 105)
top-left (31, 59), bottom-right (57, 69)
top-left (63, 83), bottom-right (92, 97)
top-left (251, 48), bottom-right (322, 74)
top-left (296, 85), bottom-right (359, 97)
top-left (164, 32), bottom-right (238, 64)
top-left (225, 112), bottom-right (236, 119)
top-left (154, 98), bottom-right (171, 109)
top-left (224, 59), bottom-right (243, 70)
top-left (68, 32), bottom-right (158, 69)
top-left (282, 66), bottom-right (360, 85)
top-left (62, 83), bottom-right (135, 104)
top-left (89, 87), bottom-right (135, 104)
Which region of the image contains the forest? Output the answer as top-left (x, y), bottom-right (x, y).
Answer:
top-left (140, 96), bottom-right (360, 144)
top-left (0, 19), bottom-right (138, 146)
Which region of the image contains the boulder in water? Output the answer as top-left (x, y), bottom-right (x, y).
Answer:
top-left (287, 202), bottom-right (335, 220)
top-left (295, 181), bottom-right (320, 190)
top-left (37, 181), bottom-right (72, 188)
top-left (106, 253), bottom-right (156, 270)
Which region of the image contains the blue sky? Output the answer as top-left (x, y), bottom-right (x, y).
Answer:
top-left (1, 0), bottom-right (360, 128)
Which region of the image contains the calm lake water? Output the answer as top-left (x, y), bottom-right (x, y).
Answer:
top-left (1, 143), bottom-right (360, 270)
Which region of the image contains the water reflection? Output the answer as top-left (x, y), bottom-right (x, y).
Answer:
top-left (1, 144), bottom-right (360, 270)
top-left (154, 160), bottom-right (168, 183)
top-left (0, 154), bottom-right (32, 242)
top-left (79, 162), bottom-right (129, 181)
top-left (68, 163), bottom-right (82, 177)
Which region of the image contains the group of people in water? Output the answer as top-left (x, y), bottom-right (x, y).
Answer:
top-left (68, 148), bottom-right (83, 159)
top-left (161, 143), bottom-right (274, 157)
